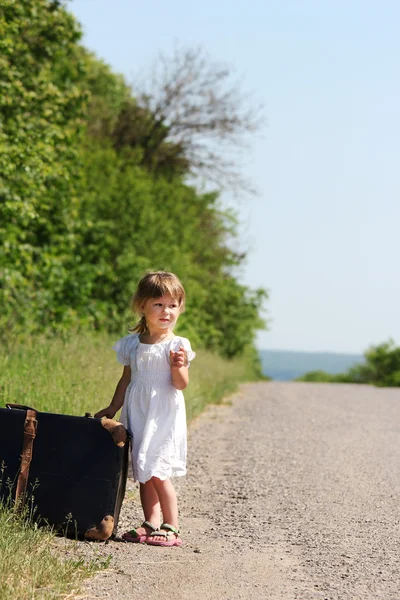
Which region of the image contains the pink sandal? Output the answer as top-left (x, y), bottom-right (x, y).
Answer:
top-left (146, 523), bottom-right (182, 547)
top-left (122, 521), bottom-right (158, 543)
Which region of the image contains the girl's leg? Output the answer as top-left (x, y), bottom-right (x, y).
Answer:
top-left (140, 480), bottom-right (162, 526)
top-left (131, 480), bottom-right (161, 536)
top-left (150, 477), bottom-right (179, 540)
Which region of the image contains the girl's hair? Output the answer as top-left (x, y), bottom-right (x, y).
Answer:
top-left (129, 271), bottom-right (186, 334)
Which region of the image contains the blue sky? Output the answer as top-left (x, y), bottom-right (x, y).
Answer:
top-left (70, 0), bottom-right (400, 353)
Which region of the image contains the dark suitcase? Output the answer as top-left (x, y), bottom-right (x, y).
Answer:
top-left (0, 404), bottom-right (129, 540)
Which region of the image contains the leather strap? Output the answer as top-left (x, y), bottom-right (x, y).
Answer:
top-left (15, 409), bottom-right (38, 505)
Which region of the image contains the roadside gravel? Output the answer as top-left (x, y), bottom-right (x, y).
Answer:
top-left (76, 382), bottom-right (400, 599)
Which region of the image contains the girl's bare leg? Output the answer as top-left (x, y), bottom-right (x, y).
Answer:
top-left (133, 480), bottom-right (161, 536)
top-left (150, 477), bottom-right (179, 540)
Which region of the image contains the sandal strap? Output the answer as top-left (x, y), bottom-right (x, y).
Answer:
top-left (142, 521), bottom-right (158, 532)
top-left (126, 528), bottom-right (140, 537)
top-left (149, 530), bottom-right (168, 538)
top-left (126, 521), bottom-right (158, 537)
top-left (160, 523), bottom-right (180, 535)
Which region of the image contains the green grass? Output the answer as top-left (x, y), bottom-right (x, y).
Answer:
top-left (0, 331), bottom-right (261, 419)
top-left (0, 499), bottom-right (110, 600)
top-left (0, 332), bottom-right (119, 416)
top-left (0, 331), bottom-right (261, 599)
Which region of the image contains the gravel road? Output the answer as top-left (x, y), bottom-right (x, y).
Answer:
top-left (81, 382), bottom-right (400, 600)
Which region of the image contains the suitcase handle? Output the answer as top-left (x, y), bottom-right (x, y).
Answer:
top-left (6, 403), bottom-right (37, 411)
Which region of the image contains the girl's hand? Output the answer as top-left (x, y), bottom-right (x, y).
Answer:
top-left (170, 347), bottom-right (187, 369)
top-left (94, 405), bottom-right (117, 419)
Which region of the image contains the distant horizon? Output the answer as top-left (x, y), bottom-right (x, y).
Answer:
top-left (259, 347), bottom-right (364, 357)
top-left (259, 347), bottom-right (365, 381)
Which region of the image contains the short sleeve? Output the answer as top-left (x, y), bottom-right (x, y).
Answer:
top-left (171, 336), bottom-right (196, 366)
top-left (112, 334), bottom-right (139, 366)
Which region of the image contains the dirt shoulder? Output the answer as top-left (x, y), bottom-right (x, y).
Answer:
top-left (77, 382), bottom-right (400, 600)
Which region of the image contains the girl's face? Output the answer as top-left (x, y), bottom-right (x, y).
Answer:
top-left (142, 294), bottom-right (181, 331)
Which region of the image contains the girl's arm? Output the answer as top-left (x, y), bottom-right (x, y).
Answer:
top-left (170, 347), bottom-right (189, 390)
top-left (94, 366), bottom-right (131, 419)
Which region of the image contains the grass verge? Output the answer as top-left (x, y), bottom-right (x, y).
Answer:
top-left (0, 499), bottom-right (110, 600)
top-left (0, 331), bottom-right (262, 419)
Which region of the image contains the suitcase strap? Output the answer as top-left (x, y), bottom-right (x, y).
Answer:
top-left (15, 409), bottom-right (38, 505)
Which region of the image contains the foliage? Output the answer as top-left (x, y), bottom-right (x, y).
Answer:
top-left (0, 0), bottom-right (267, 361)
top-left (72, 139), bottom-right (267, 354)
top-left (345, 340), bottom-right (400, 386)
top-left (296, 340), bottom-right (400, 387)
top-left (119, 45), bottom-right (263, 190)
top-left (0, 0), bottom-right (88, 333)
top-left (80, 48), bottom-right (130, 141)
top-left (296, 370), bottom-right (342, 383)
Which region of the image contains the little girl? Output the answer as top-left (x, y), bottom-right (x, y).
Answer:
top-left (95, 271), bottom-right (195, 547)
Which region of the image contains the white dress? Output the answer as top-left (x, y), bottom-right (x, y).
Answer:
top-left (112, 333), bottom-right (196, 484)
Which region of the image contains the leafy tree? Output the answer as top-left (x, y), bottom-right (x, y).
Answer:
top-left (114, 46), bottom-right (263, 191)
top-left (0, 0), bottom-right (87, 331)
top-left (346, 340), bottom-right (400, 387)
top-left (80, 49), bottom-right (131, 141)
top-left (75, 140), bottom-right (266, 355)
top-left (297, 340), bottom-right (400, 387)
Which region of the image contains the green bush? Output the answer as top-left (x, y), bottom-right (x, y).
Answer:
top-left (296, 370), bottom-right (338, 383)
top-left (297, 340), bottom-right (400, 387)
